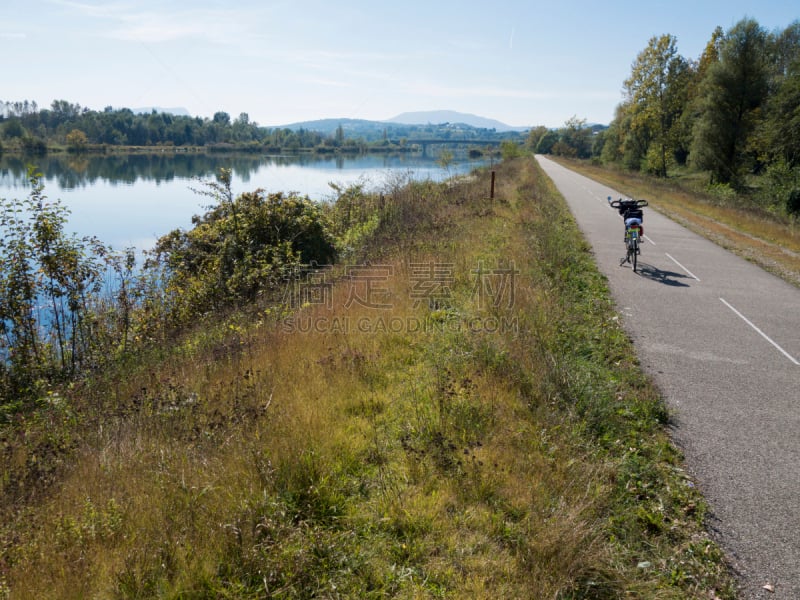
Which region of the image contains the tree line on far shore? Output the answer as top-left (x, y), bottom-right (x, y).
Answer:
top-left (0, 100), bottom-right (520, 156)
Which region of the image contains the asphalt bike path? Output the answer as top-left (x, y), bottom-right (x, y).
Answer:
top-left (535, 155), bottom-right (800, 599)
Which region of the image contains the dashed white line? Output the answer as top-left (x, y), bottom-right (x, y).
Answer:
top-left (720, 298), bottom-right (800, 365)
top-left (665, 253), bottom-right (700, 281)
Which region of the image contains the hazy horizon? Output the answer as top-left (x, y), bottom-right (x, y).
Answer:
top-left (3, 1), bottom-right (798, 129)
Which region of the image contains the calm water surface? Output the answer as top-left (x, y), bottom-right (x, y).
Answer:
top-left (0, 152), bottom-right (490, 252)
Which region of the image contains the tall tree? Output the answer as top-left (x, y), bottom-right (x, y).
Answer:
top-left (525, 126), bottom-right (549, 152)
top-left (674, 28), bottom-right (724, 166)
top-left (770, 21), bottom-right (800, 78)
top-left (559, 116), bottom-right (592, 158)
top-left (622, 35), bottom-right (691, 176)
top-left (598, 108), bottom-right (625, 164)
top-left (690, 19), bottom-right (770, 186)
top-left (760, 23), bottom-right (800, 164)
top-left (534, 129), bottom-right (559, 155)
top-left (766, 48), bottom-right (800, 168)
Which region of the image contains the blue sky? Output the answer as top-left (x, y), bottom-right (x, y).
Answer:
top-left (1, 1), bottom-right (797, 128)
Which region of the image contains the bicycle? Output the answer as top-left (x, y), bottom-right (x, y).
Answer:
top-left (608, 197), bottom-right (648, 272)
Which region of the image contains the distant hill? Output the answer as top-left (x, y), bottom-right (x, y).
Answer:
top-left (387, 110), bottom-right (527, 132)
top-left (278, 117), bottom-right (383, 134)
top-left (276, 111), bottom-right (530, 142)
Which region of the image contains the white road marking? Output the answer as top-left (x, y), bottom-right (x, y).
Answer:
top-left (665, 253), bottom-right (700, 281)
top-left (720, 298), bottom-right (800, 365)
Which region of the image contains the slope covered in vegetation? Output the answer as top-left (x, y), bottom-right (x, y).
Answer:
top-left (1, 157), bottom-right (734, 598)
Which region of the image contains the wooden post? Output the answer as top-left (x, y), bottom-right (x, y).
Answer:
top-left (490, 170), bottom-right (496, 200)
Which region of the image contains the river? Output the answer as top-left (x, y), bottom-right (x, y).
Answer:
top-left (0, 151), bottom-right (491, 253)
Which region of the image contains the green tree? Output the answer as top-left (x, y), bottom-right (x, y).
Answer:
top-left (770, 21), bottom-right (800, 79)
top-left (690, 19), bottom-right (770, 186)
top-left (525, 126), bottom-right (548, 152)
top-left (672, 28), bottom-right (724, 168)
top-left (763, 23), bottom-right (800, 167)
top-left (232, 113), bottom-right (254, 142)
top-left (3, 118), bottom-right (25, 139)
top-left (534, 129), bottom-right (559, 154)
top-left (767, 61), bottom-right (800, 168)
top-left (622, 35), bottom-right (692, 176)
top-left (760, 24), bottom-right (800, 213)
top-left (50, 99), bottom-right (82, 120)
top-left (557, 116), bottom-right (592, 159)
top-left (213, 111), bottom-right (231, 126)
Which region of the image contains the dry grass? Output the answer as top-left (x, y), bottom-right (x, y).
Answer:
top-left (0, 158), bottom-right (735, 598)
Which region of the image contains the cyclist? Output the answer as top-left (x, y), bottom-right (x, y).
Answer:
top-left (609, 197), bottom-right (644, 241)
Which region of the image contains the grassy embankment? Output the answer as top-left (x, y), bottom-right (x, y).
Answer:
top-left (1, 157), bottom-right (735, 598)
top-left (554, 158), bottom-right (800, 287)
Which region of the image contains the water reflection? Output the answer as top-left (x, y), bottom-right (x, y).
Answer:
top-left (0, 151), bottom-right (489, 251)
top-left (0, 151), bottom-right (487, 190)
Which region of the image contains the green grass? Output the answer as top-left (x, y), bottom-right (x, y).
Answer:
top-left (0, 157), bottom-right (735, 598)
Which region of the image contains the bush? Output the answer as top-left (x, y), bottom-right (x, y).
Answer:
top-left (788, 188), bottom-right (800, 214)
top-left (149, 169), bottom-right (337, 320)
top-left (0, 169), bottom-right (122, 405)
top-left (21, 136), bottom-right (47, 155)
top-left (500, 140), bottom-right (524, 160)
top-left (66, 129), bottom-right (89, 152)
top-left (757, 160), bottom-right (800, 214)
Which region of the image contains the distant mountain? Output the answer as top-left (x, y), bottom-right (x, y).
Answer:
top-left (275, 111), bottom-right (530, 142)
top-left (387, 110), bottom-right (527, 132)
top-left (274, 117), bottom-right (397, 142)
top-left (279, 117), bottom-right (382, 134)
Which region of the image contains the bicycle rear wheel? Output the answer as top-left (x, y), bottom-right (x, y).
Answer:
top-left (632, 239), bottom-right (638, 272)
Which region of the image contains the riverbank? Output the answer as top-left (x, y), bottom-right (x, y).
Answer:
top-left (0, 140), bottom-right (499, 158)
top-left (0, 157), bottom-right (735, 598)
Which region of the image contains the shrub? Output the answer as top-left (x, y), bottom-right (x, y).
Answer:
top-left (788, 188), bottom-right (800, 214)
top-left (149, 169), bottom-right (337, 320)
